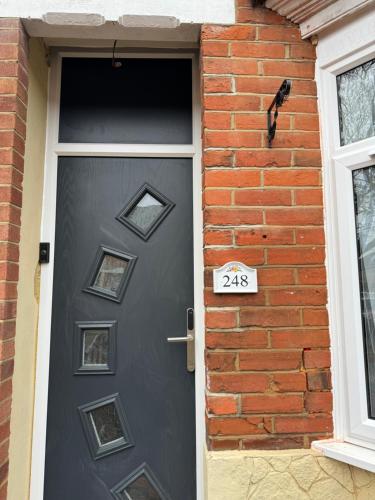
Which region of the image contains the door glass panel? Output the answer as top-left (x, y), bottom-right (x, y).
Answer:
top-left (83, 329), bottom-right (109, 367)
top-left (94, 255), bottom-right (128, 294)
top-left (121, 475), bottom-right (161, 500)
top-left (353, 165), bottom-right (375, 418)
top-left (59, 58), bottom-right (192, 144)
top-left (337, 59), bottom-right (375, 145)
top-left (90, 403), bottom-right (123, 446)
top-left (127, 193), bottom-right (164, 232)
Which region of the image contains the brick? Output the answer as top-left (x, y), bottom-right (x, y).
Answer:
top-left (204, 94), bottom-right (260, 111)
top-left (0, 380), bottom-right (12, 400)
top-left (205, 289), bottom-right (266, 307)
top-left (307, 370), bottom-right (331, 391)
top-left (268, 131), bottom-right (320, 149)
top-left (296, 228), bottom-right (325, 245)
top-left (236, 150), bottom-right (291, 167)
top-left (208, 417), bottom-right (265, 436)
top-left (205, 170), bottom-right (260, 187)
top-left (206, 310), bottom-right (237, 329)
top-left (204, 150), bottom-right (233, 167)
top-left (303, 308), bottom-right (328, 326)
top-left (234, 189), bottom-right (292, 206)
top-left (204, 229), bottom-right (232, 245)
top-left (240, 308), bottom-right (300, 327)
top-left (205, 130), bottom-right (261, 148)
top-left (235, 227), bottom-right (294, 246)
top-left (304, 350), bottom-right (331, 369)
top-left (205, 248), bottom-right (264, 266)
top-left (0, 30), bottom-right (20, 44)
top-left (258, 26), bottom-right (301, 42)
top-left (206, 330), bottom-right (268, 349)
top-left (274, 415), bottom-right (332, 433)
top-left (257, 268), bottom-right (295, 286)
top-left (264, 170), bottom-right (320, 187)
top-left (290, 43), bottom-right (316, 60)
top-left (204, 189), bottom-right (231, 206)
top-left (271, 330), bottom-right (330, 348)
top-left (268, 288), bottom-right (327, 306)
top-left (262, 61), bottom-right (314, 78)
top-left (297, 268), bottom-right (326, 285)
top-left (236, 7), bottom-right (287, 25)
top-left (232, 42), bottom-right (285, 58)
top-left (201, 25), bottom-right (256, 41)
top-left (209, 373), bottom-right (269, 393)
top-left (0, 359), bottom-right (13, 381)
top-left (204, 111), bottom-right (231, 129)
top-left (266, 208), bottom-right (323, 226)
top-left (207, 396), bottom-right (238, 415)
top-left (203, 78), bottom-right (232, 94)
top-left (239, 350), bottom-right (301, 371)
top-left (295, 189), bottom-right (323, 206)
top-left (243, 436), bottom-right (304, 450)
top-left (242, 394), bottom-right (303, 414)
top-left (268, 247), bottom-right (325, 265)
top-left (305, 392), bottom-right (332, 413)
top-left (294, 114), bottom-right (320, 131)
top-left (235, 113), bottom-right (290, 130)
top-left (272, 372), bottom-right (306, 392)
top-left (294, 150), bottom-right (321, 167)
top-left (278, 97), bottom-right (317, 113)
top-left (205, 207), bottom-right (262, 225)
top-left (208, 438), bottom-right (240, 450)
top-left (206, 352), bottom-right (237, 371)
top-left (201, 42), bottom-right (229, 57)
top-left (203, 58), bottom-right (258, 75)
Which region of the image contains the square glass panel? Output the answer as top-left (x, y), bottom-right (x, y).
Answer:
top-left (337, 59), bottom-right (375, 145)
top-left (94, 254), bottom-right (128, 294)
top-left (111, 464), bottom-right (168, 500)
top-left (353, 165), bottom-right (375, 418)
top-left (90, 402), bottom-right (123, 446)
top-left (83, 329), bottom-right (109, 367)
top-left (127, 192), bottom-right (165, 232)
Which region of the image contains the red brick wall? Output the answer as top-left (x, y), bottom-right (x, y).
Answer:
top-left (0, 19), bottom-right (27, 498)
top-left (202, 2), bottom-right (332, 450)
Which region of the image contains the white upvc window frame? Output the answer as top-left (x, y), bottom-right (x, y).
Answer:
top-left (313, 9), bottom-right (375, 471)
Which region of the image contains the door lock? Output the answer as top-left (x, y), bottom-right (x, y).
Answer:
top-left (167, 308), bottom-right (195, 372)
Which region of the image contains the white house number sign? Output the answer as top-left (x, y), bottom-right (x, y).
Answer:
top-left (213, 261), bottom-right (258, 294)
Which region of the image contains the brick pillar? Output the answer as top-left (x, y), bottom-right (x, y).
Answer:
top-left (0, 19), bottom-right (28, 498)
top-left (202, 2), bottom-right (332, 451)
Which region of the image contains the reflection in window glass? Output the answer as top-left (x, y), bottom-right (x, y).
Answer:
top-left (94, 255), bottom-right (128, 294)
top-left (127, 192), bottom-right (165, 232)
top-left (337, 59), bottom-right (375, 145)
top-left (121, 474), bottom-right (162, 500)
top-left (83, 329), bottom-right (109, 367)
top-left (353, 166), bottom-right (375, 418)
top-left (90, 403), bottom-right (123, 446)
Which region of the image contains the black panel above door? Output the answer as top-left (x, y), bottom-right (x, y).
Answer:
top-left (59, 58), bottom-right (193, 144)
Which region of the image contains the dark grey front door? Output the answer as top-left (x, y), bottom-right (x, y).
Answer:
top-left (43, 157), bottom-right (196, 499)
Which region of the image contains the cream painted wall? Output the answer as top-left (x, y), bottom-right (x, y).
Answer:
top-left (205, 448), bottom-right (375, 499)
top-left (7, 38), bottom-right (48, 500)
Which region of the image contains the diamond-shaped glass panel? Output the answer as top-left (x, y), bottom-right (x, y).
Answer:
top-left (127, 192), bottom-right (164, 232)
top-left (94, 254), bottom-right (128, 295)
top-left (111, 464), bottom-right (168, 500)
top-left (90, 402), bottom-right (123, 446)
top-left (117, 184), bottom-right (175, 240)
top-left (83, 329), bottom-right (109, 367)
top-left (120, 474), bottom-right (161, 500)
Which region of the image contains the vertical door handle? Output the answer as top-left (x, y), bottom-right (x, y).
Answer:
top-left (167, 308), bottom-right (195, 372)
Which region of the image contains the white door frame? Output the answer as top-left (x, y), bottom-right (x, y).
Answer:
top-left (29, 50), bottom-right (205, 500)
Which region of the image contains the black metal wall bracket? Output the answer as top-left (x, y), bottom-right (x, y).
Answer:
top-left (39, 242), bottom-right (50, 264)
top-left (267, 79), bottom-right (292, 148)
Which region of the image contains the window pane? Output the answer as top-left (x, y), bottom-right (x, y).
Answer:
top-left (127, 192), bottom-right (164, 232)
top-left (353, 165), bottom-right (375, 418)
top-left (90, 403), bottom-right (123, 446)
top-left (122, 475), bottom-right (161, 500)
top-left (94, 254), bottom-right (128, 294)
top-left (337, 59), bottom-right (375, 145)
top-left (83, 329), bottom-right (109, 367)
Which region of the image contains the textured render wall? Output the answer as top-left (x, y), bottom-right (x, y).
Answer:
top-left (205, 449), bottom-right (375, 499)
top-left (201, 2), bottom-right (331, 450)
top-left (7, 38), bottom-right (47, 500)
top-left (0, 19), bottom-right (28, 500)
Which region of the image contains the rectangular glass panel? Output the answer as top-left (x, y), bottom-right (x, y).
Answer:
top-left (90, 403), bottom-right (123, 446)
top-left (337, 59), bottom-right (375, 145)
top-left (59, 58), bottom-right (192, 144)
top-left (353, 165), bottom-right (375, 418)
top-left (94, 254), bottom-right (128, 294)
top-left (83, 329), bottom-right (109, 367)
